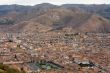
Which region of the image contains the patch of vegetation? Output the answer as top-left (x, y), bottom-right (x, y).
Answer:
top-left (64, 33), bottom-right (75, 39)
top-left (36, 60), bottom-right (64, 70)
top-left (0, 63), bottom-right (26, 73)
top-left (0, 18), bottom-right (14, 25)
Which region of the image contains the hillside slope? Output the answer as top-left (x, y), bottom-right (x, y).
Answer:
top-left (0, 4), bottom-right (110, 33)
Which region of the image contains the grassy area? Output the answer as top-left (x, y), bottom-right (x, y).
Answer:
top-left (36, 60), bottom-right (64, 70)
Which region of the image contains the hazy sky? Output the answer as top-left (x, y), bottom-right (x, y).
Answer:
top-left (0, 0), bottom-right (110, 5)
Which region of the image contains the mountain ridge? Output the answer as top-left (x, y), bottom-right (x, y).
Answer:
top-left (0, 3), bottom-right (110, 33)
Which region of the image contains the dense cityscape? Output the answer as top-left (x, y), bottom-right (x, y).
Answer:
top-left (0, 2), bottom-right (110, 73)
top-left (0, 32), bottom-right (110, 73)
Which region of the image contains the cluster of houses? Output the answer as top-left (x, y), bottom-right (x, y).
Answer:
top-left (0, 32), bottom-right (110, 73)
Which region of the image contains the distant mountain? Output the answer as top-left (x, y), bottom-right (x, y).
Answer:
top-left (0, 3), bottom-right (110, 33)
top-left (61, 4), bottom-right (110, 19)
